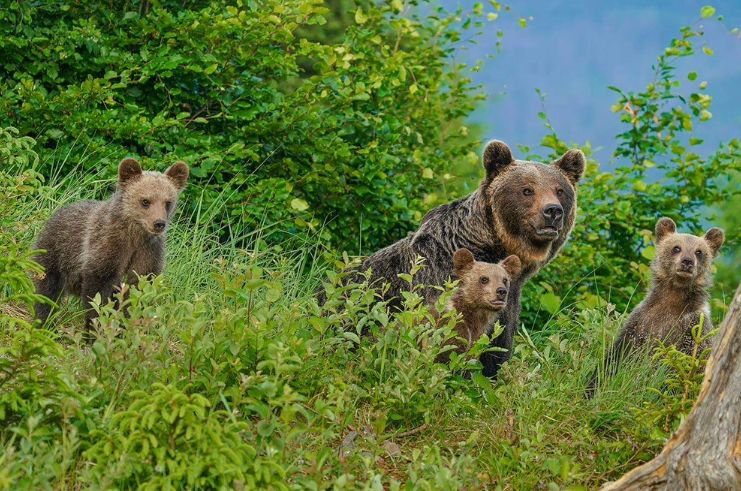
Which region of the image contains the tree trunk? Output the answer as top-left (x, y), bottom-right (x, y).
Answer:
top-left (602, 282), bottom-right (741, 491)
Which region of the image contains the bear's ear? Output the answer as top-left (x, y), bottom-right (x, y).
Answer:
top-left (703, 227), bottom-right (725, 257)
top-left (553, 149), bottom-right (585, 184)
top-left (482, 140), bottom-right (514, 179)
top-left (501, 255), bottom-right (522, 278)
top-left (166, 161), bottom-right (189, 190)
top-left (453, 248), bottom-right (475, 276)
top-left (655, 217), bottom-right (677, 243)
top-left (119, 158), bottom-right (142, 186)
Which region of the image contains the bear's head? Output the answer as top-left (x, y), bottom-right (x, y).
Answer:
top-left (480, 140), bottom-right (585, 265)
top-left (118, 158), bottom-right (190, 235)
top-left (453, 248), bottom-right (522, 312)
top-left (652, 217), bottom-right (724, 289)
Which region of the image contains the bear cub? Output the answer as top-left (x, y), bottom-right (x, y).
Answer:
top-left (586, 217), bottom-right (725, 397)
top-left (34, 158), bottom-right (189, 330)
top-left (435, 248), bottom-right (521, 363)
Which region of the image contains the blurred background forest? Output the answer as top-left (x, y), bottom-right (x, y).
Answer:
top-left (1, 0), bottom-right (737, 327)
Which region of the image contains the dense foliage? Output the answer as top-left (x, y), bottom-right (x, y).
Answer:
top-left (0, 0), bottom-right (484, 252)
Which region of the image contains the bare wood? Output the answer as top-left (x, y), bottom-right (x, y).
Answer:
top-left (601, 282), bottom-right (741, 491)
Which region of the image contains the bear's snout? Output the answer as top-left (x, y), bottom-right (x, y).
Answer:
top-left (542, 203), bottom-right (564, 223)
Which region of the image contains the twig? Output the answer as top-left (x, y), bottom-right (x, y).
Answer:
top-left (394, 423), bottom-right (429, 438)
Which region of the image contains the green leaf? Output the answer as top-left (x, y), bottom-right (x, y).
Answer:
top-left (422, 168), bottom-right (434, 179)
top-left (700, 5), bottom-right (716, 18)
top-left (290, 198), bottom-right (309, 212)
top-left (641, 246), bottom-right (656, 260)
top-left (702, 46), bottom-right (714, 56)
top-left (354, 8), bottom-right (367, 25)
top-left (687, 71), bottom-right (697, 81)
top-left (540, 293), bottom-right (561, 315)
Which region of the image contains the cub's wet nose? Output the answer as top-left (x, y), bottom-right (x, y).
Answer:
top-left (496, 287), bottom-right (508, 300)
top-left (153, 220), bottom-right (166, 231)
top-left (542, 204), bottom-right (563, 222)
top-left (680, 258), bottom-right (694, 269)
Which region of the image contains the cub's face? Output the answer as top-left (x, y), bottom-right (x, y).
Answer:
top-left (480, 141), bottom-right (585, 262)
top-left (653, 217), bottom-right (724, 287)
top-left (453, 249), bottom-right (521, 311)
top-left (118, 159), bottom-right (189, 235)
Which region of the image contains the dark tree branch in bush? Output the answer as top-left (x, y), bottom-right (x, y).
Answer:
top-left (601, 282), bottom-right (741, 490)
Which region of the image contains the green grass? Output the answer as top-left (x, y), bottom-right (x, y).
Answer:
top-left (1, 167), bottom-right (711, 490)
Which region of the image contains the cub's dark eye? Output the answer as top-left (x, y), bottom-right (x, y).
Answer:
top-left (672, 246), bottom-right (681, 254)
top-left (165, 201), bottom-right (173, 211)
top-left (523, 188), bottom-right (534, 196)
top-left (141, 199), bottom-right (150, 208)
top-left (695, 249), bottom-right (703, 257)
top-left (503, 277), bottom-right (509, 286)
top-left (556, 189), bottom-right (564, 197)
top-left (480, 277), bottom-right (489, 285)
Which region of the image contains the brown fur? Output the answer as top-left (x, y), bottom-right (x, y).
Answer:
top-left (435, 249), bottom-right (522, 363)
top-left (586, 217), bottom-right (725, 397)
top-left (34, 158), bottom-right (189, 331)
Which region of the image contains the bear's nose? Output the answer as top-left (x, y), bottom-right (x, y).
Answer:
top-left (154, 220), bottom-right (166, 231)
top-left (542, 204), bottom-right (563, 221)
top-left (681, 258), bottom-right (694, 268)
top-left (496, 287), bottom-right (508, 299)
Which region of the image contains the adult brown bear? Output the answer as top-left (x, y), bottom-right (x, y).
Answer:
top-left (359, 140), bottom-right (585, 377)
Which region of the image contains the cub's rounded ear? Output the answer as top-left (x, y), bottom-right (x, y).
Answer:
top-left (553, 149), bottom-right (585, 184)
top-left (482, 140), bottom-right (514, 180)
top-left (501, 255), bottom-right (522, 278)
top-left (166, 161), bottom-right (189, 190)
top-left (655, 217), bottom-right (677, 243)
top-left (119, 158), bottom-right (142, 185)
top-left (453, 248), bottom-right (475, 276)
top-left (704, 227), bottom-right (725, 257)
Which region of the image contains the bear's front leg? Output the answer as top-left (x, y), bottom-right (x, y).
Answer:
top-left (81, 273), bottom-right (118, 335)
top-left (480, 286), bottom-right (521, 378)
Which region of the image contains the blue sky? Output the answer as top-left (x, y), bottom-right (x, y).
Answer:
top-left (439, 0), bottom-right (741, 161)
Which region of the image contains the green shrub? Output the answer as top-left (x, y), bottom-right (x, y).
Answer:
top-left (84, 383), bottom-right (283, 490)
top-left (0, 0), bottom-right (487, 252)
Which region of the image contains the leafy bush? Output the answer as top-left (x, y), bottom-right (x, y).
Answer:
top-left (0, 136), bottom-right (86, 489)
top-left (0, 0), bottom-right (486, 252)
top-left (84, 383), bottom-right (282, 490)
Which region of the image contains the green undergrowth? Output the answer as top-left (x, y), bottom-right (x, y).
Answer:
top-left (0, 165), bottom-right (717, 490)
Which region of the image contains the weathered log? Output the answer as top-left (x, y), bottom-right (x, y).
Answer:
top-left (601, 282), bottom-right (741, 491)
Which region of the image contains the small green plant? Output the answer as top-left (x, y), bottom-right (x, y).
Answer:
top-left (84, 383), bottom-right (285, 490)
top-left (630, 315), bottom-right (716, 448)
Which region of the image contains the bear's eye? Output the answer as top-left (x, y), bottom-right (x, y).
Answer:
top-left (695, 249), bottom-right (703, 258)
top-left (165, 201), bottom-right (173, 211)
top-left (556, 188), bottom-right (564, 197)
top-left (672, 246), bottom-right (681, 254)
top-left (141, 199), bottom-right (150, 208)
top-left (480, 277), bottom-right (489, 285)
top-left (523, 187), bottom-right (534, 196)
top-left (503, 277), bottom-right (509, 286)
